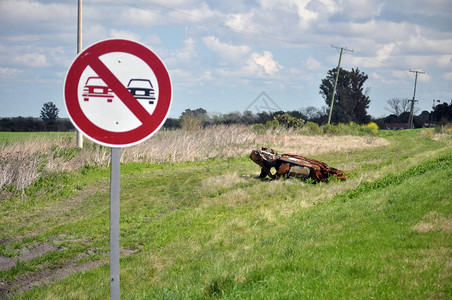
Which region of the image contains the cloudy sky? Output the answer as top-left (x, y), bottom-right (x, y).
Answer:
top-left (1, 0), bottom-right (451, 119)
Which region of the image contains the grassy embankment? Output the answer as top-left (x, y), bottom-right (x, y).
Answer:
top-left (0, 127), bottom-right (451, 299)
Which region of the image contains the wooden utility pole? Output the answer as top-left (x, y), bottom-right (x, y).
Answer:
top-left (408, 70), bottom-right (425, 129)
top-left (76, 0), bottom-right (84, 148)
top-left (328, 45), bottom-right (353, 125)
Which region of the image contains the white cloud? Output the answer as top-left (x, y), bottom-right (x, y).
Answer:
top-left (202, 36), bottom-right (251, 61)
top-left (83, 25), bottom-right (108, 46)
top-left (340, 0), bottom-right (384, 19)
top-left (165, 38), bottom-right (198, 68)
top-left (405, 35), bottom-right (452, 56)
top-left (257, 0), bottom-right (322, 30)
top-left (148, 0), bottom-right (198, 6)
top-left (392, 70), bottom-right (410, 79)
top-left (178, 38), bottom-right (197, 61)
top-left (435, 55), bottom-right (452, 68)
top-left (119, 7), bottom-right (160, 27)
top-left (145, 35), bottom-right (163, 46)
top-left (376, 43), bottom-right (397, 61)
top-left (0, 0), bottom-right (73, 24)
top-left (170, 68), bottom-right (191, 78)
top-left (417, 73), bottom-right (432, 83)
top-left (304, 57), bottom-right (322, 70)
top-left (172, 2), bottom-right (219, 21)
top-left (225, 12), bottom-right (256, 32)
top-left (0, 67), bottom-right (22, 77)
top-left (13, 53), bottom-right (48, 67)
top-left (314, 0), bottom-right (341, 15)
top-left (202, 71), bottom-right (214, 81)
top-left (110, 30), bottom-right (142, 42)
top-left (245, 51), bottom-right (281, 76)
top-left (344, 21), bottom-right (414, 43)
top-left (444, 72), bottom-right (452, 81)
top-left (347, 57), bottom-right (379, 69)
top-left (370, 72), bottom-right (396, 84)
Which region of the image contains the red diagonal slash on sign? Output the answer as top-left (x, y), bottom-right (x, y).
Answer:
top-left (64, 39), bottom-right (172, 147)
top-left (88, 56), bottom-right (151, 124)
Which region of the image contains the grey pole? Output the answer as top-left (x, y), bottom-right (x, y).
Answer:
top-left (110, 147), bottom-right (121, 299)
top-left (328, 47), bottom-right (343, 125)
top-left (76, 0), bottom-right (84, 148)
top-left (408, 70), bottom-right (425, 129)
top-left (327, 46), bottom-right (353, 125)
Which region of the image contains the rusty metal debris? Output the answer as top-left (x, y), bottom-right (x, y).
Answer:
top-left (250, 147), bottom-right (346, 182)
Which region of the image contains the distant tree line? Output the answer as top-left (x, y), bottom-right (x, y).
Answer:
top-left (0, 101), bottom-right (74, 132)
top-left (163, 108), bottom-right (318, 130)
top-left (0, 117), bottom-right (74, 132)
top-left (162, 105), bottom-right (448, 130)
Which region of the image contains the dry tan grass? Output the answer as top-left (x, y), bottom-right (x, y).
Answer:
top-left (1, 125), bottom-right (387, 197)
top-left (122, 125), bottom-right (388, 163)
top-left (0, 135), bottom-right (110, 197)
top-left (412, 211), bottom-right (452, 233)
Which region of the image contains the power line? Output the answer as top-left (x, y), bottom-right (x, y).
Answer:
top-left (110, 0), bottom-right (329, 47)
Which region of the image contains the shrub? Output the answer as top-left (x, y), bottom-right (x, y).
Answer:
top-left (360, 122), bottom-right (379, 135)
top-left (337, 122), bottom-right (360, 135)
top-left (322, 124), bottom-right (341, 135)
top-left (251, 123), bottom-right (266, 134)
top-left (303, 121), bottom-right (323, 135)
top-left (180, 115), bottom-right (203, 131)
top-left (322, 122), bottom-right (379, 136)
top-left (276, 113), bottom-right (305, 129)
top-left (266, 119), bottom-right (279, 129)
top-left (434, 123), bottom-right (452, 134)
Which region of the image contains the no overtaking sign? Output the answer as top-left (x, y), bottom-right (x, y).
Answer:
top-left (64, 39), bottom-right (172, 299)
top-left (64, 39), bottom-right (172, 148)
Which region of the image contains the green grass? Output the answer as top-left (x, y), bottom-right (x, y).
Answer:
top-left (1, 130), bottom-right (451, 299)
top-left (0, 132), bottom-right (73, 144)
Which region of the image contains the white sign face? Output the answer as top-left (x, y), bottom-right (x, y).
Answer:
top-left (78, 52), bottom-right (159, 132)
top-left (64, 39), bottom-right (172, 148)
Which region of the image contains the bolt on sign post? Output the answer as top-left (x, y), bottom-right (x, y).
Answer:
top-left (63, 39), bottom-right (172, 299)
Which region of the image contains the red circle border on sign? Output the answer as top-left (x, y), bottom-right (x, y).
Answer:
top-left (64, 39), bottom-right (172, 147)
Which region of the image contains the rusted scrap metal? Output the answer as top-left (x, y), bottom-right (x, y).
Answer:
top-left (250, 147), bottom-right (346, 182)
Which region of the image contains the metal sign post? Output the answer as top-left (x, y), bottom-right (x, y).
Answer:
top-left (109, 147), bottom-right (121, 299)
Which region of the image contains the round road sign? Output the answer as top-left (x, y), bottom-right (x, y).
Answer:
top-left (64, 39), bottom-right (172, 147)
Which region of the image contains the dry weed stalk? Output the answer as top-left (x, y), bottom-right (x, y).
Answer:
top-left (0, 135), bottom-right (110, 197)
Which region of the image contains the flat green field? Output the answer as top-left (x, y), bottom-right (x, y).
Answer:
top-left (0, 130), bottom-right (451, 299)
top-left (0, 132), bottom-right (72, 144)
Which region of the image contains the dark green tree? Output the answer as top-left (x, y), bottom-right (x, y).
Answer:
top-left (432, 102), bottom-right (452, 123)
top-left (40, 102), bottom-right (59, 122)
top-left (180, 108), bottom-right (207, 119)
top-left (241, 110), bottom-right (257, 124)
top-left (320, 67), bottom-right (371, 124)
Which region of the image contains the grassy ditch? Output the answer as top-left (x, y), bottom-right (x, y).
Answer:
top-left (0, 129), bottom-right (451, 299)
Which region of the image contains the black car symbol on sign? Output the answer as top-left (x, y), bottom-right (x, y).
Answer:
top-left (127, 79), bottom-right (156, 104)
top-left (82, 77), bottom-right (114, 103)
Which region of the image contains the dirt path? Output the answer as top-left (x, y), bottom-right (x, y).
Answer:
top-left (0, 238), bottom-right (135, 298)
